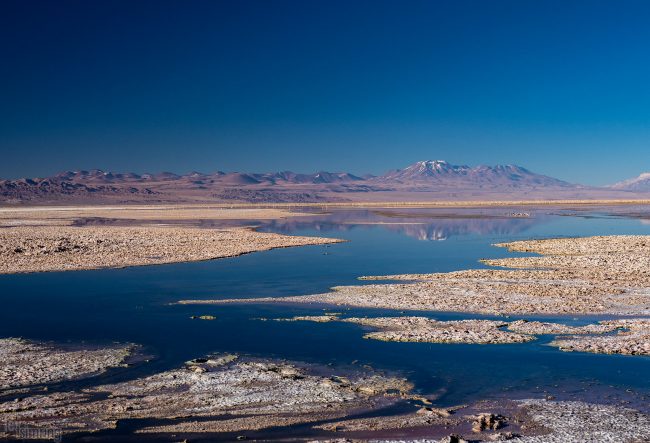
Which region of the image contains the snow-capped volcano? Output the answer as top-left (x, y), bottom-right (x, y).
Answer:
top-left (380, 160), bottom-right (470, 180)
top-left (609, 172), bottom-right (650, 191)
top-left (375, 160), bottom-right (573, 188)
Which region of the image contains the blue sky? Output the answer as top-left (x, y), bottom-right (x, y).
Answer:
top-left (1, 0), bottom-right (649, 185)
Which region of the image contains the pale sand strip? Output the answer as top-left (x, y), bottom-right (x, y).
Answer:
top-left (0, 225), bottom-right (341, 274)
top-left (0, 206), bottom-right (320, 227)
top-left (3, 199), bottom-right (650, 212)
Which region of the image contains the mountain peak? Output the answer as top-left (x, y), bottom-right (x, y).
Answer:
top-left (417, 160), bottom-right (448, 165)
top-left (609, 172), bottom-right (650, 191)
top-left (376, 160), bottom-right (572, 188)
top-left (382, 160), bottom-right (469, 181)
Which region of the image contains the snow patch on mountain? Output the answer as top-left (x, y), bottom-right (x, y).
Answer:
top-left (609, 173), bottom-right (650, 191)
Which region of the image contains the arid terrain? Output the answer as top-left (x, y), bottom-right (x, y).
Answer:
top-left (2, 203), bottom-right (650, 442)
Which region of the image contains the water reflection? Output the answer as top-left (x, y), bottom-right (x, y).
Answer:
top-left (72, 208), bottom-right (549, 241)
top-left (260, 208), bottom-right (547, 241)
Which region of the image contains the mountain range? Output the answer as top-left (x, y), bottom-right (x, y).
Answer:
top-left (1, 160), bottom-right (647, 204)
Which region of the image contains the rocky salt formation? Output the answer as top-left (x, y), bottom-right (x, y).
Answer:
top-left (370, 400), bottom-right (650, 442)
top-left (0, 225), bottom-right (341, 274)
top-left (483, 236), bottom-right (650, 286)
top-left (512, 399), bottom-right (650, 442)
top-left (550, 318), bottom-right (650, 356)
top-left (0, 354), bottom-right (413, 438)
top-left (190, 235), bottom-right (650, 317)
top-left (0, 338), bottom-right (133, 391)
top-left (4, 343), bottom-right (647, 441)
top-left (506, 319), bottom-right (620, 335)
top-left (471, 412), bottom-right (508, 433)
top-left (280, 316), bottom-right (637, 350)
top-left (310, 399), bottom-right (650, 442)
top-left (282, 316), bottom-right (535, 344)
top-left (280, 315), bottom-right (341, 323)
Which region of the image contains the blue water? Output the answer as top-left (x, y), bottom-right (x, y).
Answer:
top-left (1, 208), bottom-right (649, 412)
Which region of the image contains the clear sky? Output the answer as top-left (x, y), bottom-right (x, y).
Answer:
top-left (1, 0), bottom-right (649, 185)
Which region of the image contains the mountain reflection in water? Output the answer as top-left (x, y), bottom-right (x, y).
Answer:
top-left (71, 207), bottom-right (547, 241)
top-left (258, 208), bottom-right (545, 241)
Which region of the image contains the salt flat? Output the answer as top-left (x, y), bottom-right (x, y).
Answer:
top-left (0, 206), bottom-right (341, 273)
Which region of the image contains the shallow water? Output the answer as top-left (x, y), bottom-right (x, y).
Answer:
top-left (1, 207), bottom-right (650, 437)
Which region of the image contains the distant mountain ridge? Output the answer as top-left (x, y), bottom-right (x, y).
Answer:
top-left (1, 160), bottom-right (644, 204)
top-left (373, 160), bottom-right (573, 188)
top-left (46, 169), bottom-right (365, 186)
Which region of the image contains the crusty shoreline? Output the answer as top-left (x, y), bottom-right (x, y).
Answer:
top-left (189, 235), bottom-right (650, 316)
top-left (0, 206), bottom-right (343, 274)
top-left (0, 338), bottom-right (134, 391)
top-left (0, 339), bottom-right (413, 439)
top-left (0, 225), bottom-right (341, 274)
top-left (276, 315), bottom-right (650, 356)
top-left (279, 316), bottom-right (536, 344)
top-left (182, 235), bottom-right (650, 356)
top-left (0, 205), bottom-right (320, 227)
top-left (2, 338), bottom-right (649, 441)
